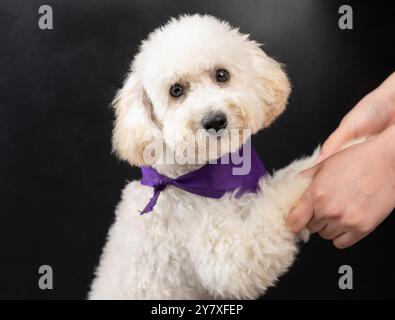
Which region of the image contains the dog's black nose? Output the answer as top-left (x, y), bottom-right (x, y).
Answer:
top-left (201, 112), bottom-right (228, 131)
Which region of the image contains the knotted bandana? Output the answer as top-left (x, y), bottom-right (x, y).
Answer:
top-left (139, 147), bottom-right (267, 214)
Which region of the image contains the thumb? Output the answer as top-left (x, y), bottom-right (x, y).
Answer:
top-left (317, 121), bottom-right (355, 163)
top-left (286, 164), bottom-right (321, 234)
top-left (299, 161), bottom-right (322, 179)
top-left (286, 189), bottom-right (314, 235)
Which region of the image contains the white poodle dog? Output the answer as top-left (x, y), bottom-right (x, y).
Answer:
top-left (89, 14), bottom-right (319, 300)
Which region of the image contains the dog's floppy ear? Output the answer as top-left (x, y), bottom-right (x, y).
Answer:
top-left (112, 71), bottom-right (161, 166)
top-left (250, 45), bottom-right (291, 128)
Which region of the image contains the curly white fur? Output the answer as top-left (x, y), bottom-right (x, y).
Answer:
top-left (89, 14), bottom-right (320, 300)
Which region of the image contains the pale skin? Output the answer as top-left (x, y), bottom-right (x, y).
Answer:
top-left (287, 72), bottom-right (395, 249)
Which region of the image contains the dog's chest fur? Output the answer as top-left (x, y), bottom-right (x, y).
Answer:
top-left (89, 153), bottom-right (319, 299)
top-left (92, 180), bottom-right (259, 299)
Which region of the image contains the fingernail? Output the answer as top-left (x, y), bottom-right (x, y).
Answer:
top-left (315, 154), bottom-right (324, 164)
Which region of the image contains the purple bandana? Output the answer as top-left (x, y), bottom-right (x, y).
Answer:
top-left (139, 147), bottom-right (267, 214)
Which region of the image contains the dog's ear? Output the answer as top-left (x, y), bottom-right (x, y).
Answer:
top-left (250, 45), bottom-right (291, 128)
top-left (112, 71), bottom-right (161, 166)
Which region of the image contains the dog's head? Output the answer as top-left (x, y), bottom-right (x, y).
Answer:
top-left (113, 14), bottom-right (291, 166)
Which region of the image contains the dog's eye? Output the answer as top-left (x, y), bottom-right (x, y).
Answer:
top-left (215, 69), bottom-right (230, 83)
top-left (170, 83), bottom-right (183, 97)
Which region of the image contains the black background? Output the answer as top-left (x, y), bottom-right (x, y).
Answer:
top-left (1, 0), bottom-right (394, 300)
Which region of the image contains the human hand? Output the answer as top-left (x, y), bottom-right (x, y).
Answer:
top-left (287, 126), bottom-right (395, 248)
top-left (317, 72), bottom-right (395, 162)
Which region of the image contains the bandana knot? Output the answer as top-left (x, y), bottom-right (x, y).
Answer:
top-left (154, 177), bottom-right (172, 191)
top-left (139, 146), bottom-right (267, 215)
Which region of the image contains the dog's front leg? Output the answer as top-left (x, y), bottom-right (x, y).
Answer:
top-left (189, 152), bottom-right (318, 299)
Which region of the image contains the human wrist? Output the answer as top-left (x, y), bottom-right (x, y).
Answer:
top-left (374, 124), bottom-right (395, 192)
top-left (374, 72), bottom-right (395, 123)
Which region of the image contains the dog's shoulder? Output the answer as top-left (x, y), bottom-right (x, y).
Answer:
top-left (115, 180), bottom-right (152, 218)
